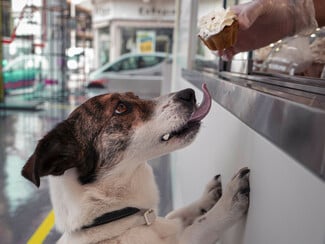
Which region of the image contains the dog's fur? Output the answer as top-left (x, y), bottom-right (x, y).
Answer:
top-left (22, 89), bottom-right (250, 244)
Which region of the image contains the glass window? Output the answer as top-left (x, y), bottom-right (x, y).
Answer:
top-left (253, 29), bottom-right (325, 79)
top-left (120, 57), bottom-right (138, 71)
top-left (98, 27), bottom-right (110, 66)
top-left (105, 57), bottom-right (138, 72)
top-left (196, 0), bottom-right (324, 80)
top-left (141, 56), bottom-right (164, 68)
top-left (2, 0), bottom-right (11, 37)
top-left (11, 60), bottom-right (25, 70)
top-left (106, 61), bottom-right (121, 72)
top-left (194, 0), bottom-right (221, 72)
top-left (120, 27), bottom-right (173, 55)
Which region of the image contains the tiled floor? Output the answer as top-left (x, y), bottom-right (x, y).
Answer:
top-left (0, 104), bottom-right (69, 243)
top-left (0, 91), bottom-right (172, 243)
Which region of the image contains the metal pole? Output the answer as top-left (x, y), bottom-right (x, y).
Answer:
top-left (223, 0), bottom-right (227, 8)
top-left (70, 2), bottom-right (76, 48)
top-left (247, 51), bottom-right (253, 74)
top-left (0, 1), bottom-right (4, 103)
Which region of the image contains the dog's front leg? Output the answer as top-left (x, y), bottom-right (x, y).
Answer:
top-left (166, 175), bottom-right (222, 227)
top-left (179, 167), bottom-right (250, 244)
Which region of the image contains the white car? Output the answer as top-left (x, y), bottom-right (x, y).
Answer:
top-left (87, 52), bottom-right (170, 97)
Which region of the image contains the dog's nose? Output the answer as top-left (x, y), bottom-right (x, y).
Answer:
top-left (175, 89), bottom-right (196, 105)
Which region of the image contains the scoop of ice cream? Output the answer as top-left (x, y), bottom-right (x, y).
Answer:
top-left (198, 8), bottom-right (237, 39)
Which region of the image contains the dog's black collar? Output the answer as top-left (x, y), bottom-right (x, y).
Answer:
top-left (82, 207), bottom-right (140, 229)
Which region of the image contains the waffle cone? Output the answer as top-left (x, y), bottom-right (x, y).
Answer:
top-left (199, 20), bottom-right (238, 51)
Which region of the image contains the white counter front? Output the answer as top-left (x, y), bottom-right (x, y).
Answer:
top-left (170, 81), bottom-right (325, 244)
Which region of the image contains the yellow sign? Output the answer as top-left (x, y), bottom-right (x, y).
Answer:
top-left (140, 41), bottom-right (153, 53)
top-left (136, 31), bottom-right (156, 53)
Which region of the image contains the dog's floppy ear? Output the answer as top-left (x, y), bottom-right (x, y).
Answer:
top-left (22, 120), bottom-right (81, 187)
top-left (22, 153), bottom-right (39, 187)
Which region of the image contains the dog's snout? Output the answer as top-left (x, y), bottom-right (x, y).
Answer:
top-left (175, 89), bottom-right (196, 106)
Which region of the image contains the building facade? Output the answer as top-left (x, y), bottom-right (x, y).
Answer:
top-left (92, 0), bottom-right (175, 68)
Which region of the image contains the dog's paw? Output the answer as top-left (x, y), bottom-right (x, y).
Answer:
top-left (198, 174), bottom-right (223, 215)
top-left (219, 167), bottom-right (250, 218)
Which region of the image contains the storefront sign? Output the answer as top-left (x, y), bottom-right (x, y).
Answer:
top-left (93, 1), bottom-right (175, 22)
top-left (138, 7), bottom-right (175, 17)
top-left (95, 6), bottom-right (110, 17)
top-left (93, 3), bottom-right (112, 22)
top-left (136, 31), bottom-right (156, 53)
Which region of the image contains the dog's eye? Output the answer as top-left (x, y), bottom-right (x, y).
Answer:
top-left (115, 102), bottom-right (128, 115)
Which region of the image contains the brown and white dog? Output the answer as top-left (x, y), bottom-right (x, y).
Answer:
top-left (22, 84), bottom-right (250, 244)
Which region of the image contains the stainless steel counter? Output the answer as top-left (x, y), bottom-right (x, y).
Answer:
top-left (183, 69), bottom-right (325, 181)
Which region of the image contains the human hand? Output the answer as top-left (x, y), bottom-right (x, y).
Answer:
top-left (220, 0), bottom-right (318, 59)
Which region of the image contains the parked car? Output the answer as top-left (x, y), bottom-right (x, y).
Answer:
top-left (86, 52), bottom-right (171, 98)
top-left (87, 52), bottom-right (170, 86)
top-left (3, 55), bottom-right (48, 94)
top-left (86, 52), bottom-right (218, 98)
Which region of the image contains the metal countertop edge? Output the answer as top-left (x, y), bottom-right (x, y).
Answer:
top-left (182, 69), bottom-right (325, 182)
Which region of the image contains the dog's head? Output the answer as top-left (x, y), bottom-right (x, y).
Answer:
top-left (22, 84), bottom-right (211, 187)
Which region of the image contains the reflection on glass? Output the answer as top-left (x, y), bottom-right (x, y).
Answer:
top-left (253, 27), bottom-right (325, 79)
top-left (194, 0), bottom-right (222, 72)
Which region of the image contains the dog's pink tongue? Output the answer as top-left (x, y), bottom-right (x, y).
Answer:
top-left (189, 83), bottom-right (212, 122)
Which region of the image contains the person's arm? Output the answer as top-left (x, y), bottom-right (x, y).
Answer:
top-left (314, 0), bottom-right (325, 26)
top-left (221, 0), bottom-right (319, 59)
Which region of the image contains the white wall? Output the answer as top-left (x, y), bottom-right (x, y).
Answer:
top-left (170, 82), bottom-right (325, 244)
